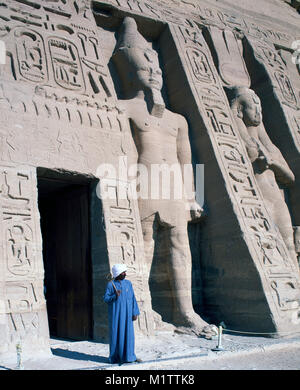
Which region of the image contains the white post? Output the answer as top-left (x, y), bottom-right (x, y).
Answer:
top-left (212, 326), bottom-right (225, 351)
top-left (217, 326), bottom-right (223, 349)
top-left (16, 342), bottom-right (24, 370)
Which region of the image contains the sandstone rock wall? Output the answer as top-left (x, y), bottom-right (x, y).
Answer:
top-left (0, 0), bottom-right (299, 361)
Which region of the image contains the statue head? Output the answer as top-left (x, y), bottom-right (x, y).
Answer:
top-left (227, 86), bottom-right (262, 127)
top-left (112, 17), bottom-right (163, 96)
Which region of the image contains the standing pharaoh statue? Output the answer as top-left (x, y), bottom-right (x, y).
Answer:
top-left (112, 17), bottom-right (215, 336)
top-left (228, 86), bottom-right (299, 271)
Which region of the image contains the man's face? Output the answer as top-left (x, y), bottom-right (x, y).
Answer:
top-left (118, 271), bottom-right (126, 280)
top-left (242, 93), bottom-right (262, 127)
top-left (129, 48), bottom-right (163, 91)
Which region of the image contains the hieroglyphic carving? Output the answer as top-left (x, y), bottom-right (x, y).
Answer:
top-left (105, 0), bottom-right (162, 17)
top-left (245, 37), bottom-right (300, 148)
top-left (0, 0), bottom-right (116, 113)
top-left (1, 0), bottom-right (295, 126)
top-left (42, 1), bottom-right (72, 19)
top-left (248, 39), bottom-right (298, 106)
top-left (6, 281), bottom-right (41, 313)
top-left (275, 71), bottom-right (298, 106)
top-left (14, 27), bottom-right (48, 83)
top-left (0, 168), bottom-right (41, 280)
top-left (0, 0), bottom-right (296, 52)
top-left (0, 165), bottom-right (47, 346)
top-left (48, 36), bottom-right (85, 91)
top-left (171, 21), bottom-right (300, 331)
top-left (73, 0), bottom-right (93, 20)
top-left (8, 311), bottom-right (40, 340)
top-left (32, 86), bottom-right (121, 128)
top-left (93, 0), bottom-right (295, 45)
top-left (185, 46), bottom-right (216, 85)
top-left (198, 3), bottom-right (294, 44)
top-left (5, 279), bottom-right (43, 340)
top-left (98, 177), bottom-right (154, 334)
top-left (6, 221), bottom-right (34, 277)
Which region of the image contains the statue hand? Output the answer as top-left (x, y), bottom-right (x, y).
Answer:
top-left (247, 146), bottom-right (259, 163)
top-left (256, 152), bottom-right (274, 170)
top-left (257, 155), bottom-right (269, 169)
top-left (188, 201), bottom-right (204, 221)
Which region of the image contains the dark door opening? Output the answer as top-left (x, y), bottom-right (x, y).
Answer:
top-left (38, 174), bottom-right (93, 341)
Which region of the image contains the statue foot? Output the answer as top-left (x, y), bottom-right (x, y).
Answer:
top-left (175, 324), bottom-right (218, 339)
top-left (174, 312), bottom-right (218, 339)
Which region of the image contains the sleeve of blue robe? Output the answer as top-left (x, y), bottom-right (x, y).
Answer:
top-left (103, 279), bottom-right (140, 364)
top-left (103, 282), bottom-right (117, 303)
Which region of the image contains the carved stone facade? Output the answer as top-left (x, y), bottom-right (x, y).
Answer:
top-left (0, 0), bottom-right (299, 362)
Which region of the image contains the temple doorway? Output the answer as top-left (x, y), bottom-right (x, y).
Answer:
top-left (37, 172), bottom-right (93, 341)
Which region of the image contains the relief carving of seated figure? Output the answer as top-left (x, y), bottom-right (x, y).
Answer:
top-left (112, 17), bottom-right (216, 337)
top-left (228, 86), bottom-right (299, 271)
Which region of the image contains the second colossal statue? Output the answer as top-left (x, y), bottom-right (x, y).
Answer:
top-left (228, 86), bottom-right (299, 271)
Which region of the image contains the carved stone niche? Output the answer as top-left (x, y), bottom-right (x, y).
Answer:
top-left (241, 36), bottom-right (300, 238)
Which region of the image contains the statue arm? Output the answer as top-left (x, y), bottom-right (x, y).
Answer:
top-left (235, 117), bottom-right (260, 162)
top-left (177, 115), bottom-right (203, 219)
top-left (257, 124), bottom-right (295, 185)
top-left (121, 101), bottom-right (139, 178)
top-left (177, 116), bottom-right (192, 166)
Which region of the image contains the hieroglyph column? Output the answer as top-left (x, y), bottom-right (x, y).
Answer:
top-left (0, 165), bottom-right (51, 363)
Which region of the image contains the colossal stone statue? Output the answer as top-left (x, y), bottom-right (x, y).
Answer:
top-left (228, 86), bottom-right (299, 271)
top-left (112, 17), bottom-right (214, 336)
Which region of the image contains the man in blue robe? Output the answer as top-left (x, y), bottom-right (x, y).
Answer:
top-left (103, 263), bottom-right (141, 364)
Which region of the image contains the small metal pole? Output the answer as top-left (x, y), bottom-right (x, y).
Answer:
top-left (16, 342), bottom-right (24, 370)
top-left (212, 326), bottom-right (225, 352)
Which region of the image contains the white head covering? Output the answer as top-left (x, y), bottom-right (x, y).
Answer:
top-left (112, 263), bottom-right (127, 279)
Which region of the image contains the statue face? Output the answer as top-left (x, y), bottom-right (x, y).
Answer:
top-left (128, 48), bottom-right (163, 91)
top-left (242, 93), bottom-right (262, 127)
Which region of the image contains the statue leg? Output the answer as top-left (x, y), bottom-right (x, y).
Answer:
top-left (141, 214), bottom-right (176, 331)
top-left (167, 223), bottom-right (215, 336)
top-left (141, 214), bottom-right (156, 275)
